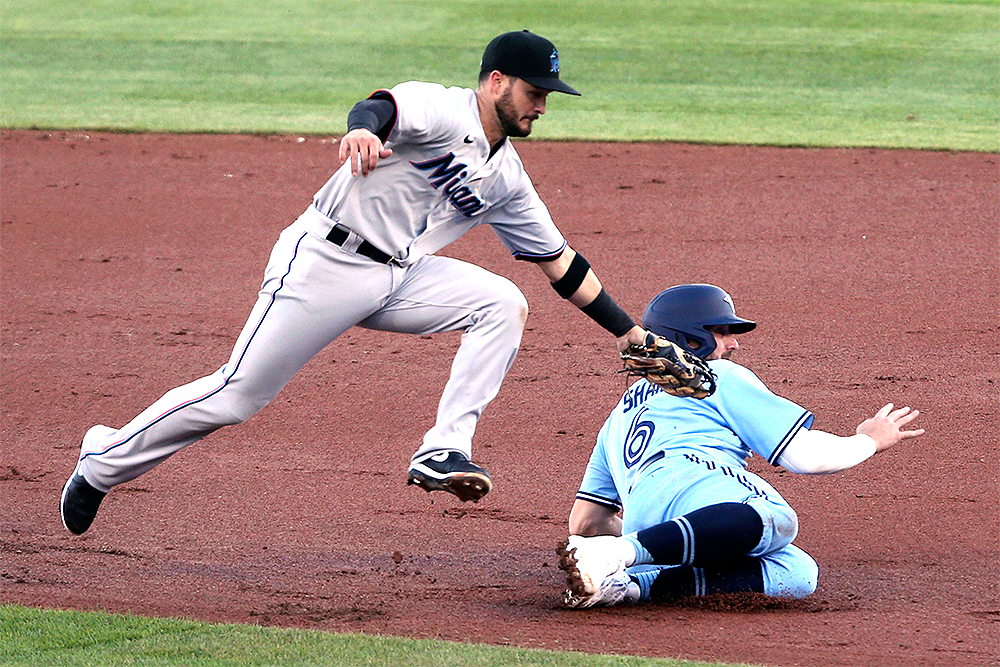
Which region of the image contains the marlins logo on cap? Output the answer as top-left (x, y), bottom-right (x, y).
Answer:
top-left (480, 30), bottom-right (581, 96)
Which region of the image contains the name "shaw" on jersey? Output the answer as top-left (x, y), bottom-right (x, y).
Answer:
top-left (411, 153), bottom-right (484, 217)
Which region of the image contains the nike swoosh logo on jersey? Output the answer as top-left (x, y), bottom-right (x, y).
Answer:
top-left (463, 135), bottom-right (474, 143)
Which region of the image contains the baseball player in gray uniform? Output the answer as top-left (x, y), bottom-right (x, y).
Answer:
top-left (60, 30), bottom-right (666, 534)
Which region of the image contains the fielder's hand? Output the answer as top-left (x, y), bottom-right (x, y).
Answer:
top-left (339, 129), bottom-right (392, 176)
top-left (621, 332), bottom-right (716, 399)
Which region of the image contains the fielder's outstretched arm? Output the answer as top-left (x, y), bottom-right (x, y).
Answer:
top-left (537, 246), bottom-right (647, 351)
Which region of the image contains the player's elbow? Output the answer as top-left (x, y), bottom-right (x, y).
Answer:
top-left (570, 516), bottom-right (617, 537)
top-left (568, 500), bottom-right (621, 537)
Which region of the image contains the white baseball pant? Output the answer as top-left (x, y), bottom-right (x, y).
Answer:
top-left (77, 211), bottom-right (528, 491)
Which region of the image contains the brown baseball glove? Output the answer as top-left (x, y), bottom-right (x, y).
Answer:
top-left (620, 332), bottom-right (716, 399)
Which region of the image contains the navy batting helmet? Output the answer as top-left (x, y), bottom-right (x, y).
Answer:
top-left (642, 284), bottom-right (756, 360)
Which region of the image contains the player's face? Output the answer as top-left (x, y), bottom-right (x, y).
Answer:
top-left (495, 77), bottom-right (549, 138)
top-left (706, 325), bottom-right (740, 360)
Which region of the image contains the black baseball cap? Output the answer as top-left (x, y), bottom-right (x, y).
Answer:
top-left (480, 30), bottom-right (581, 96)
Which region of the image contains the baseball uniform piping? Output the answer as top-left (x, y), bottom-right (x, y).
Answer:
top-left (81, 231), bottom-right (310, 461)
top-left (767, 411), bottom-right (815, 466)
top-left (575, 491), bottom-right (622, 512)
top-left (513, 240), bottom-right (567, 262)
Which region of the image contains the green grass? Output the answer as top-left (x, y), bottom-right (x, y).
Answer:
top-left (1, 0), bottom-right (997, 149)
top-left (0, 2), bottom-right (995, 665)
top-left (0, 605), bottom-right (752, 667)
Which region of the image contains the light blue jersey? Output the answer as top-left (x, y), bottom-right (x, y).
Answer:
top-left (578, 359), bottom-right (813, 513)
top-left (575, 359), bottom-right (819, 599)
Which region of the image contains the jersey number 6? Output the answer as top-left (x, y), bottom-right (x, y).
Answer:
top-left (624, 407), bottom-right (656, 469)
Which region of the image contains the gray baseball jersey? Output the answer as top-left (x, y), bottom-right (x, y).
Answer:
top-left (311, 81), bottom-right (567, 265)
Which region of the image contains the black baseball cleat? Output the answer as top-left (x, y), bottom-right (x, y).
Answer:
top-left (60, 469), bottom-right (107, 535)
top-left (407, 450), bottom-right (492, 502)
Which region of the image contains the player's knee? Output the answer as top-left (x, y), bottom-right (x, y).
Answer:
top-left (227, 397), bottom-right (269, 423)
top-left (506, 296), bottom-right (529, 327)
top-left (509, 287), bottom-right (529, 323)
top-left (751, 501), bottom-right (798, 555)
top-left (216, 380), bottom-right (279, 423)
top-left (774, 506), bottom-right (799, 544)
top-left (493, 280), bottom-right (529, 326)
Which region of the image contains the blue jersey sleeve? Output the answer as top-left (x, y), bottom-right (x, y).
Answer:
top-left (711, 363), bottom-right (814, 465)
top-left (576, 424), bottom-right (622, 511)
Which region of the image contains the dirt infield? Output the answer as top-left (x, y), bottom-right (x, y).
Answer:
top-left (2, 130), bottom-right (997, 667)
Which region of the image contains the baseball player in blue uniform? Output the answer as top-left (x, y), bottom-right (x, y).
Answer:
top-left (557, 284), bottom-right (925, 607)
top-left (59, 30), bottom-right (692, 535)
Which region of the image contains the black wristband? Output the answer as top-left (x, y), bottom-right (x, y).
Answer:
top-left (580, 289), bottom-right (636, 337)
top-left (551, 252), bottom-right (591, 299)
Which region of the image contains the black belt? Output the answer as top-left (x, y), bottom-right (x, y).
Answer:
top-left (326, 224), bottom-right (395, 264)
